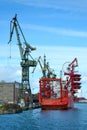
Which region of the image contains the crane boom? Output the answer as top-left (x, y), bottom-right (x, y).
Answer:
top-left (32, 56), bottom-right (47, 77)
top-left (32, 55), bottom-right (56, 78)
top-left (8, 15), bottom-right (36, 59)
top-left (68, 58), bottom-right (78, 68)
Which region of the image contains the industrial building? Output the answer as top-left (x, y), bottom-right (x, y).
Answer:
top-left (0, 81), bottom-right (21, 104)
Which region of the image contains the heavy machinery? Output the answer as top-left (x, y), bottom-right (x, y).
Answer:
top-left (63, 58), bottom-right (81, 95)
top-left (32, 55), bottom-right (56, 78)
top-left (8, 15), bottom-right (36, 107)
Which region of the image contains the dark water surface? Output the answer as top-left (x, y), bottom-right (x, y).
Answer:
top-left (0, 103), bottom-right (87, 130)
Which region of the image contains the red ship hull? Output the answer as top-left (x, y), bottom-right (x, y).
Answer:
top-left (39, 78), bottom-right (74, 110)
top-left (39, 96), bottom-right (74, 110)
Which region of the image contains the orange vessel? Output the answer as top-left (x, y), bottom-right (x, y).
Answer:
top-left (39, 77), bottom-right (74, 110)
top-left (38, 58), bottom-right (81, 110)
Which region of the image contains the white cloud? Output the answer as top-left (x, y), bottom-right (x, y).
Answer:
top-left (23, 24), bottom-right (87, 37)
top-left (0, 44), bottom-right (87, 76)
top-left (10, 0), bottom-right (87, 12)
top-left (81, 75), bottom-right (87, 83)
top-left (16, 70), bottom-right (21, 77)
top-left (0, 66), bottom-right (21, 82)
top-left (30, 45), bottom-right (87, 81)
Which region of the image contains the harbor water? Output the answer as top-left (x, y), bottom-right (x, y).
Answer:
top-left (0, 103), bottom-right (87, 130)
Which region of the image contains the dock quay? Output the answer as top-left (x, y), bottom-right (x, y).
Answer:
top-left (0, 102), bottom-right (40, 114)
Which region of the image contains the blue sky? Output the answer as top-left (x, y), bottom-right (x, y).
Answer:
top-left (0, 0), bottom-right (87, 97)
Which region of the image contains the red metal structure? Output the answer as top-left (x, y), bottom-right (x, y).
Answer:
top-left (64, 58), bottom-right (81, 95)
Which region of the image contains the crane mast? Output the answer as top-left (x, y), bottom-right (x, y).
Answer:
top-left (32, 55), bottom-right (56, 78)
top-left (8, 15), bottom-right (36, 107)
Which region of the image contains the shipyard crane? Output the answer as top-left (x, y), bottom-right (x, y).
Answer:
top-left (32, 55), bottom-right (56, 78)
top-left (63, 58), bottom-right (81, 95)
top-left (8, 15), bottom-right (36, 107)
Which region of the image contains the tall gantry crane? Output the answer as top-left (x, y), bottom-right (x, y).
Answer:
top-left (8, 15), bottom-right (36, 107)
